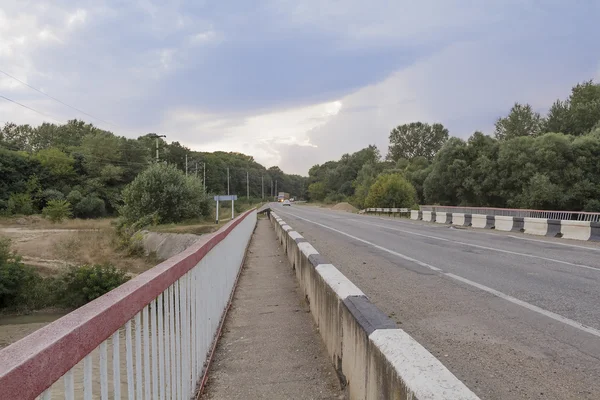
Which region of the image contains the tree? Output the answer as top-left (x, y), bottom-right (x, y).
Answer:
top-left (308, 182), bottom-right (327, 201)
top-left (365, 173), bottom-right (417, 208)
top-left (494, 103), bottom-right (543, 140)
top-left (387, 122), bottom-right (449, 161)
top-left (568, 80), bottom-right (600, 135)
top-left (120, 163), bottom-right (210, 225)
top-left (34, 148), bottom-right (75, 179)
top-left (353, 162), bottom-right (379, 209)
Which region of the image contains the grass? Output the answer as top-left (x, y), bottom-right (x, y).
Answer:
top-left (0, 215), bottom-right (115, 230)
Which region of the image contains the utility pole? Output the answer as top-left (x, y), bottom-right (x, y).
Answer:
top-left (195, 161), bottom-right (198, 178)
top-left (227, 167), bottom-right (230, 195)
top-left (246, 171), bottom-right (249, 200)
top-left (203, 163), bottom-right (206, 193)
top-left (275, 180), bottom-right (278, 196)
top-left (185, 154), bottom-right (188, 176)
top-left (261, 176), bottom-right (264, 199)
top-left (149, 133), bottom-right (166, 163)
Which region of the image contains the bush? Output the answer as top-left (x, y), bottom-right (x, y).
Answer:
top-left (0, 239), bottom-right (37, 309)
top-left (66, 189), bottom-right (83, 205)
top-left (56, 264), bottom-right (130, 308)
top-left (365, 173), bottom-right (417, 208)
top-left (42, 199), bottom-right (73, 222)
top-left (120, 163), bottom-right (210, 225)
top-left (73, 195), bottom-right (106, 218)
top-left (7, 193), bottom-right (34, 215)
top-left (39, 188), bottom-right (65, 207)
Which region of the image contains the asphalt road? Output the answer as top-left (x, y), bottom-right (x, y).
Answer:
top-left (274, 204), bottom-right (600, 400)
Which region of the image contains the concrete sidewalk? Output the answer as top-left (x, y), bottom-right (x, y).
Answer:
top-left (201, 217), bottom-right (344, 400)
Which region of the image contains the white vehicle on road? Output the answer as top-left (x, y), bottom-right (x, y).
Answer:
top-left (282, 199), bottom-right (291, 206)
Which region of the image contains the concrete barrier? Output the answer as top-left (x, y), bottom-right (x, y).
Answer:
top-left (471, 214), bottom-right (488, 229)
top-left (270, 212), bottom-right (479, 400)
top-left (591, 222), bottom-right (600, 241)
top-left (435, 212), bottom-right (451, 224)
top-left (512, 217), bottom-right (524, 232)
top-left (561, 221), bottom-right (591, 241)
top-left (422, 211), bottom-right (433, 222)
top-left (410, 210), bottom-right (419, 220)
top-left (452, 213), bottom-right (465, 226)
top-left (494, 216), bottom-right (514, 232)
top-left (523, 217), bottom-right (548, 236)
top-left (547, 219), bottom-right (561, 237)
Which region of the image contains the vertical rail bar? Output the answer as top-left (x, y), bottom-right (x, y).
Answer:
top-left (158, 293), bottom-right (165, 400)
top-left (191, 269), bottom-right (196, 387)
top-left (100, 341), bottom-right (108, 400)
top-left (84, 354), bottom-right (92, 400)
top-left (135, 313), bottom-right (143, 400)
top-left (126, 320), bottom-right (135, 400)
top-left (143, 305), bottom-right (151, 400)
top-left (64, 370), bottom-right (74, 400)
top-left (113, 331), bottom-right (121, 400)
top-left (181, 274), bottom-right (189, 396)
top-left (165, 287), bottom-right (172, 399)
top-left (151, 299), bottom-right (159, 399)
top-left (169, 285), bottom-right (176, 400)
top-left (175, 279), bottom-right (182, 399)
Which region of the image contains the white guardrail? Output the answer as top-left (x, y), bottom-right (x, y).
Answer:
top-left (0, 209), bottom-right (257, 400)
top-left (419, 205), bottom-right (600, 222)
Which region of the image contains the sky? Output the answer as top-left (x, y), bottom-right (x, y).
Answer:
top-left (1, 1), bottom-right (599, 175)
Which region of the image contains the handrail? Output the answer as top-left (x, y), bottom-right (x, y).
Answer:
top-left (0, 209), bottom-right (256, 400)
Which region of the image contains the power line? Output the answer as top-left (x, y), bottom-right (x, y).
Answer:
top-left (0, 69), bottom-right (117, 128)
top-left (0, 94), bottom-right (63, 124)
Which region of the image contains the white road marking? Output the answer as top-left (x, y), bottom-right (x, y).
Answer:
top-left (350, 219), bottom-right (600, 273)
top-left (277, 209), bottom-right (600, 339)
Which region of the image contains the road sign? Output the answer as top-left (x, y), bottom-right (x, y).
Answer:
top-left (214, 195), bottom-right (238, 201)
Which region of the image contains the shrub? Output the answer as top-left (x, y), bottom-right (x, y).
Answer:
top-left (42, 199), bottom-right (73, 222)
top-left (39, 188), bottom-right (65, 206)
top-left (66, 189), bottom-right (83, 206)
top-left (56, 264), bottom-right (130, 308)
top-left (120, 163), bottom-right (210, 225)
top-left (365, 173), bottom-right (417, 208)
top-left (7, 193), bottom-right (34, 215)
top-left (0, 238), bottom-right (37, 309)
top-left (73, 195), bottom-right (106, 218)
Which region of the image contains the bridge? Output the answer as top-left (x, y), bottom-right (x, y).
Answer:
top-left (2, 202), bottom-right (598, 399)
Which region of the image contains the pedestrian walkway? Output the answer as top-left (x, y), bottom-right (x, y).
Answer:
top-left (201, 217), bottom-right (344, 399)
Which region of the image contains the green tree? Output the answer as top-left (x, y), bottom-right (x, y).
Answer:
top-left (365, 173), bottom-right (417, 208)
top-left (494, 103), bottom-right (543, 140)
top-left (120, 163), bottom-right (210, 224)
top-left (387, 122), bottom-right (449, 161)
top-left (353, 162), bottom-right (379, 209)
top-left (34, 147), bottom-right (75, 179)
top-left (308, 182), bottom-right (327, 201)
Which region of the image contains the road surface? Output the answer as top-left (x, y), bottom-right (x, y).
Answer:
top-left (275, 204), bottom-right (600, 400)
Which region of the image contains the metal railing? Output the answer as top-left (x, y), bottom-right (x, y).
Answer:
top-left (419, 205), bottom-right (600, 222)
top-left (0, 209), bottom-right (257, 400)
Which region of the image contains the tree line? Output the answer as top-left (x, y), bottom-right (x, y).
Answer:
top-left (306, 79), bottom-right (600, 211)
top-left (0, 120), bottom-right (306, 217)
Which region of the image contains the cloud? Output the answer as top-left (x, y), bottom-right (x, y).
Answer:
top-left (1, 0), bottom-right (599, 176)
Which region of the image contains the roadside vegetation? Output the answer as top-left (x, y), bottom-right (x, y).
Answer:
top-left (306, 79), bottom-right (600, 212)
